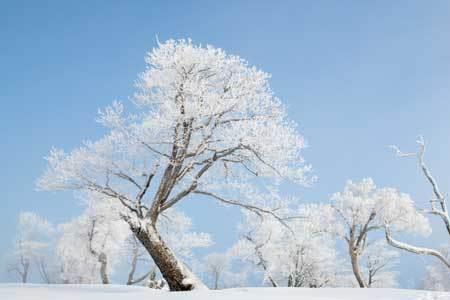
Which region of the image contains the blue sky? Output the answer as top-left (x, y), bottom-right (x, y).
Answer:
top-left (1, 1), bottom-right (450, 287)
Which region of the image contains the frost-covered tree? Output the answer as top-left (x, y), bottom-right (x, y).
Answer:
top-left (200, 253), bottom-right (230, 289)
top-left (36, 39), bottom-right (310, 290)
top-left (57, 216), bottom-right (98, 284)
top-left (361, 240), bottom-right (399, 288)
top-left (387, 137), bottom-right (450, 270)
top-left (231, 204), bottom-right (341, 288)
top-left (56, 199), bottom-right (129, 284)
top-left (193, 251), bottom-right (249, 289)
top-left (423, 245), bottom-right (450, 291)
top-left (7, 212), bottom-right (55, 283)
top-left (330, 178), bottom-right (430, 287)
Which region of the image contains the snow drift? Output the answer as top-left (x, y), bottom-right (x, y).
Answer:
top-left (0, 284), bottom-right (449, 300)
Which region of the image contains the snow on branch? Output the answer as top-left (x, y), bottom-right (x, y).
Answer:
top-left (384, 137), bottom-right (450, 270)
top-left (384, 222), bottom-right (450, 269)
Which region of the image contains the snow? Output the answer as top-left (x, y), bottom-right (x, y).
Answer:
top-left (1, 285), bottom-right (449, 300)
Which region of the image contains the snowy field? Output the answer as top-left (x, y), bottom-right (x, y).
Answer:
top-left (0, 285), bottom-right (449, 300)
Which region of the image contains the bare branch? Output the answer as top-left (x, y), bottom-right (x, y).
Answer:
top-left (128, 270), bottom-right (152, 285)
top-left (356, 212), bottom-right (376, 248)
top-left (389, 145), bottom-right (416, 158)
top-left (244, 234), bottom-right (279, 288)
top-left (193, 190), bottom-right (292, 232)
top-left (242, 144), bottom-right (282, 177)
top-left (84, 180), bottom-right (138, 215)
top-left (160, 160), bottom-right (216, 211)
top-left (141, 141), bottom-right (171, 159)
top-left (384, 222), bottom-right (450, 269)
top-left (135, 164), bottom-right (159, 216)
top-left (113, 172), bottom-right (142, 190)
top-left (391, 137), bottom-right (450, 235)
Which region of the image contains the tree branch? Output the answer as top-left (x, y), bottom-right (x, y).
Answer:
top-left (135, 164), bottom-right (158, 216)
top-left (384, 222), bottom-right (450, 269)
top-left (113, 171), bottom-right (142, 190)
top-left (193, 190), bottom-right (292, 232)
top-left (391, 137), bottom-right (450, 235)
top-left (84, 180), bottom-right (138, 215)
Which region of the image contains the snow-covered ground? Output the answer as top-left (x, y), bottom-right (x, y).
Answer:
top-left (0, 285), bottom-right (449, 300)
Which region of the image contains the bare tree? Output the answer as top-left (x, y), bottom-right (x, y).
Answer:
top-left (7, 212), bottom-right (55, 284)
top-left (362, 241), bottom-right (399, 288)
top-left (386, 137), bottom-right (450, 269)
top-left (8, 247), bottom-right (30, 283)
top-left (36, 256), bottom-right (58, 284)
top-left (202, 253), bottom-right (231, 289)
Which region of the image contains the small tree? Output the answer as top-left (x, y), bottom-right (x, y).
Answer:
top-left (422, 245), bottom-right (450, 291)
top-left (37, 39), bottom-right (310, 290)
top-left (8, 240), bottom-right (31, 283)
top-left (330, 178), bottom-right (430, 287)
top-left (231, 204), bottom-right (341, 288)
top-left (56, 198), bottom-right (129, 284)
top-left (7, 212), bottom-right (54, 283)
top-left (201, 253), bottom-right (231, 290)
top-left (361, 240), bottom-right (399, 288)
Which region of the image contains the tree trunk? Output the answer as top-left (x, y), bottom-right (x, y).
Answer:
top-left (287, 274), bottom-right (293, 287)
top-left (21, 260), bottom-right (30, 283)
top-left (349, 246), bottom-right (367, 288)
top-left (214, 272), bottom-right (219, 290)
top-left (21, 272), bottom-right (28, 284)
top-left (368, 270), bottom-right (373, 287)
top-left (98, 253), bottom-right (109, 284)
top-left (126, 247), bottom-right (138, 285)
top-left (131, 223), bottom-right (203, 291)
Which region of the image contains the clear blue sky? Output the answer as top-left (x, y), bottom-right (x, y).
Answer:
top-left (1, 0), bottom-right (450, 287)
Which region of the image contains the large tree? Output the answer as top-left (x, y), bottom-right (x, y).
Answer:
top-left (36, 39), bottom-right (309, 290)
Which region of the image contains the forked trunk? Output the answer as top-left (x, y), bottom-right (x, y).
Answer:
top-left (131, 224), bottom-right (203, 291)
top-left (349, 246), bottom-right (367, 288)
